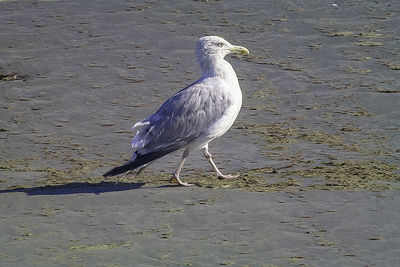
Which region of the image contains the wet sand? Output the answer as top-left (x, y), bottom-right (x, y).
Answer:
top-left (1, 186), bottom-right (399, 266)
top-left (1, 0), bottom-right (399, 266)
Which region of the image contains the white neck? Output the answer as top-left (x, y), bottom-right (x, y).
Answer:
top-left (200, 57), bottom-right (238, 81)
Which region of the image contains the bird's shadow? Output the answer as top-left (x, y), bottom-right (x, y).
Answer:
top-left (0, 181), bottom-right (180, 196)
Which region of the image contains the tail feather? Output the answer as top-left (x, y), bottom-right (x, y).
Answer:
top-left (103, 161), bottom-right (137, 177)
top-left (103, 146), bottom-right (179, 177)
top-left (104, 137), bottom-right (196, 177)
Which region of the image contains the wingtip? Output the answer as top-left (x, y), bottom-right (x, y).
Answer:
top-left (103, 167), bottom-right (122, 177)
top-left (103, 161), bottom-right (137, 177)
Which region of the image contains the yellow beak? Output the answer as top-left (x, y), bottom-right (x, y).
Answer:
top-left (230, 45), bottom-right (250, 55)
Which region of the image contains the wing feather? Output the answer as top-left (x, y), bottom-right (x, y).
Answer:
top-left (132, 77), bottom-right (231, 155)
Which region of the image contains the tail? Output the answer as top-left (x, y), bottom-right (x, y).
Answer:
top-left (103, 145), bottom-right (181, 177)
top-left (103, 161), bottom-right (138, 177)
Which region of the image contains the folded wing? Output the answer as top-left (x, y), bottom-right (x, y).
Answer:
top-left (134, 77), bottom-right (231, 153)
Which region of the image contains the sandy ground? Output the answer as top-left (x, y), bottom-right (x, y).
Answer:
top-left (1, 186), bottom-right (399, 266)
top-left (1, 0), bottom-right (399, 266)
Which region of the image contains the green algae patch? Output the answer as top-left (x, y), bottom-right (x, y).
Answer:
top-left (0, 158), bottom-right (34, 170)
top-left (343, 67), bottom-right (372, 75)
top-left (0, 72), bottom-right (26, 82)
top-left (92, 166), bottom-right (301, 193)
top-left (190, 174), bottom-right (299, 192)
top-left (326, 31), bottom-right (354, 37)
top-left (184, 161), bottom-right (399, 192)
top-left (2, 156), bottom-right (399, 193)
top-left (1, 158), bottom-right (108, 189)
top-left (35, 159), bottom-right (105, 186)
top-left (298, 131), bottom-right (343, 147)
top-left (375, 89), bottom-right (400, 93)
top-left (38, 158), bottom-right (400, 192)
top-left (117, 170), bottom-right (300, 193)
top-left (346, 106), bottom-right (374, 117)
top-left (355, 41), bottom-right (383, 47)
top-left (238, 123), bottom-right (298, 144)
top-left (286, 160), bottom-right (400, 191)
top-left (381, 61), bottom-right (400, 70)
top-left (241, 122), bottom-right (360, 151)
top-left (69, 242), bottom-right (131, 251)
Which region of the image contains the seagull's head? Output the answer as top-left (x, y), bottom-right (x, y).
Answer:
top-left (196, 36), bottom-right (249, 63)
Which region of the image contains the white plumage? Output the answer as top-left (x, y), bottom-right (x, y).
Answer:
top-left (104, 36), bottom-right (249, 186)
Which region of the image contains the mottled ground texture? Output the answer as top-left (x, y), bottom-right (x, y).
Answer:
top-left (1, 0), bottom-right (399, 266)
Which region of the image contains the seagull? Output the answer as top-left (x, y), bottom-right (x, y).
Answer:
top-left (103, 36), bottom-right (249, 186)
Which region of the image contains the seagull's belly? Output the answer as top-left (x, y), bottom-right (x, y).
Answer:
top-left (188, 103), bottom-right (240, 151)
top-left (203, 97), bottom-right (241, 140)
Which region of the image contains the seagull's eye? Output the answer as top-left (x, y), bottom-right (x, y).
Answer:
top-left (217, 42), bottom-right (224, 47)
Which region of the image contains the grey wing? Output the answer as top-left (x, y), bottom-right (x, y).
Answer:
top-left (132, 79), bottom-right (231, 155)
